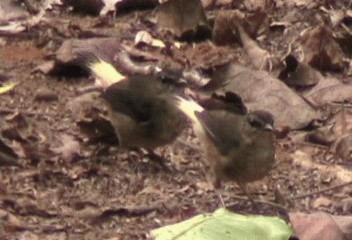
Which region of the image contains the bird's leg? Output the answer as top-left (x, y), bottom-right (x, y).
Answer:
top-left (200, 168), bottom-right (226, 208)
top-left (214, 178), bottom-right (226, 208)
top-left (238, 182), bottom-right (259, 208)
top-left (146, 150), bottom-right (172, 172)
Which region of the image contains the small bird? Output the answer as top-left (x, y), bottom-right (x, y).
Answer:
top-left (83, 56), bottom-right (187, 162)
top-left (175, 94), bottom-right (275, 205)
top-left (101, 75), bottom-right (186, 151)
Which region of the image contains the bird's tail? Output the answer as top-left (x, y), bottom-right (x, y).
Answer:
top-left (174, 95), bottom-right (204, 123)
top-left (78, 52), bottom-right (125, 87)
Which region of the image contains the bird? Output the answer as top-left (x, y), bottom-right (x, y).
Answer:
top-left (174, 94), bottom-right (275, 205)
top-left (82, 56), bottom-right (187, 164)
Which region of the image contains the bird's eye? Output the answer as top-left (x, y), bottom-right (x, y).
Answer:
top-left (248, 118), bottom-right (262, 128)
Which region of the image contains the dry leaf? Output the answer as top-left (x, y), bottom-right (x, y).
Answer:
top-left (203, 63), bottom-right (319, 129)
top-left (290, 212), bottom-right (344, 240)
top-left (299, 25), bottom-right (344, 71)
top-left (156, 0), bottom-right (211, 40)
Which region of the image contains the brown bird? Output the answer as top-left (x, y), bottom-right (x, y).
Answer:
top-left (175, 94), bottom-right (275, 205)
top-left (84, 57), bottom-right (187, 162)
top-left (101, 75), bottom-right (186, 150)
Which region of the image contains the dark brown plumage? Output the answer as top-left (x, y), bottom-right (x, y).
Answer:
top-left (175, 94), bottom-right (275, 204)
top-left (101, 75), bottom-right (187, 151)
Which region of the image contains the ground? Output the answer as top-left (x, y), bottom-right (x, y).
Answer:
top-left (0, 1), bottom-right (352, 239)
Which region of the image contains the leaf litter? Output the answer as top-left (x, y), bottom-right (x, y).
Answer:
top-left (1, 0), bottom-right (352, 239)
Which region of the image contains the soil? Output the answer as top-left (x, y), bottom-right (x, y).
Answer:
top-left (0, 1), bottom-right (352, 240)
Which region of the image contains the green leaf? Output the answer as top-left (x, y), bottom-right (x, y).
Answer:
top-left (151, 208), bottom-right (292, 240)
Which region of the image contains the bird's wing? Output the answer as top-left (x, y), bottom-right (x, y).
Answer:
top-left (195, 110), bottom-right (241, 155)
top-left (101, 81), bottom-right (154, 123)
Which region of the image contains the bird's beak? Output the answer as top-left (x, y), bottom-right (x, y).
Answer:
top-left (264, 123), bottom-right (274, 132)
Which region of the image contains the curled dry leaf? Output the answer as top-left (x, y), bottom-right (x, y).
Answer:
top-left (305, 126), bottom-right (335, 146)
top-left (237, 24), bottom-right (271, 71)
top-left (135, 31), bottom-right (166, 48)
top-left (280, 55), bottom-right (322, 87)
top-left (203, 63), bottom-right (318, 129)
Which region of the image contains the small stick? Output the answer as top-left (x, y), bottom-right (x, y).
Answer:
top-left (290, 180), bottom-right (352, 200)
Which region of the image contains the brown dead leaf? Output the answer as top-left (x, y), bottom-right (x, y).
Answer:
top-left (308, 82), bottom-right (352, 105)
top-left (305, 127), bottom-right (335, 146)
top-left (333, 107), bottom-right (351, 131)
top-left (66, 91), bottom-right (117, 144)
top-left (289, 212), bottom-right (344, 240)
top-left (212, 10), bottom-right (243, 45)
top-left (0, 138), bottom-right (20, 167)
top-left (299, 25), bottom-right (345, 71)
top-left (156, 0), bottom-right (211, 40)
top-left (281, 55), bottom-right (322, 87)
top-left (203, 63), bottom-right (319, 129)
top-left (0, 209), bottom-right (32, 232)
top-left (34, 87), bottom-right (59, 102)
top-left (63, 0), bottom-right (104, 15)
top-left (212, 10), bottom-right (268, 46)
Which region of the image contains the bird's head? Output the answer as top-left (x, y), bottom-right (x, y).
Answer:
top-left (247, 110), bottom-right (274, 132)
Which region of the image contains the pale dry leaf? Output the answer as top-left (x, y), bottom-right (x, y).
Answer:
top-left (291, 150), bottom-right (352, 182)
top-left (51, 134), bottom-right (81, 161)
top-left (101, 0), bottom-right (122, 16)
top-left (135, 31), bottom-right (166, 48)
top-left (325, 8), bottom-right (345, 27)
top-left (289, 212), bottom-right (344, 240)
top-left (237, 24), bottom-right (270, 71)
top-left (307, 83), bottom-right (352, 105)
top-left (332, 215), bottom-right (352, 239)
top-left (311, 196), bottom-right (333, 209)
